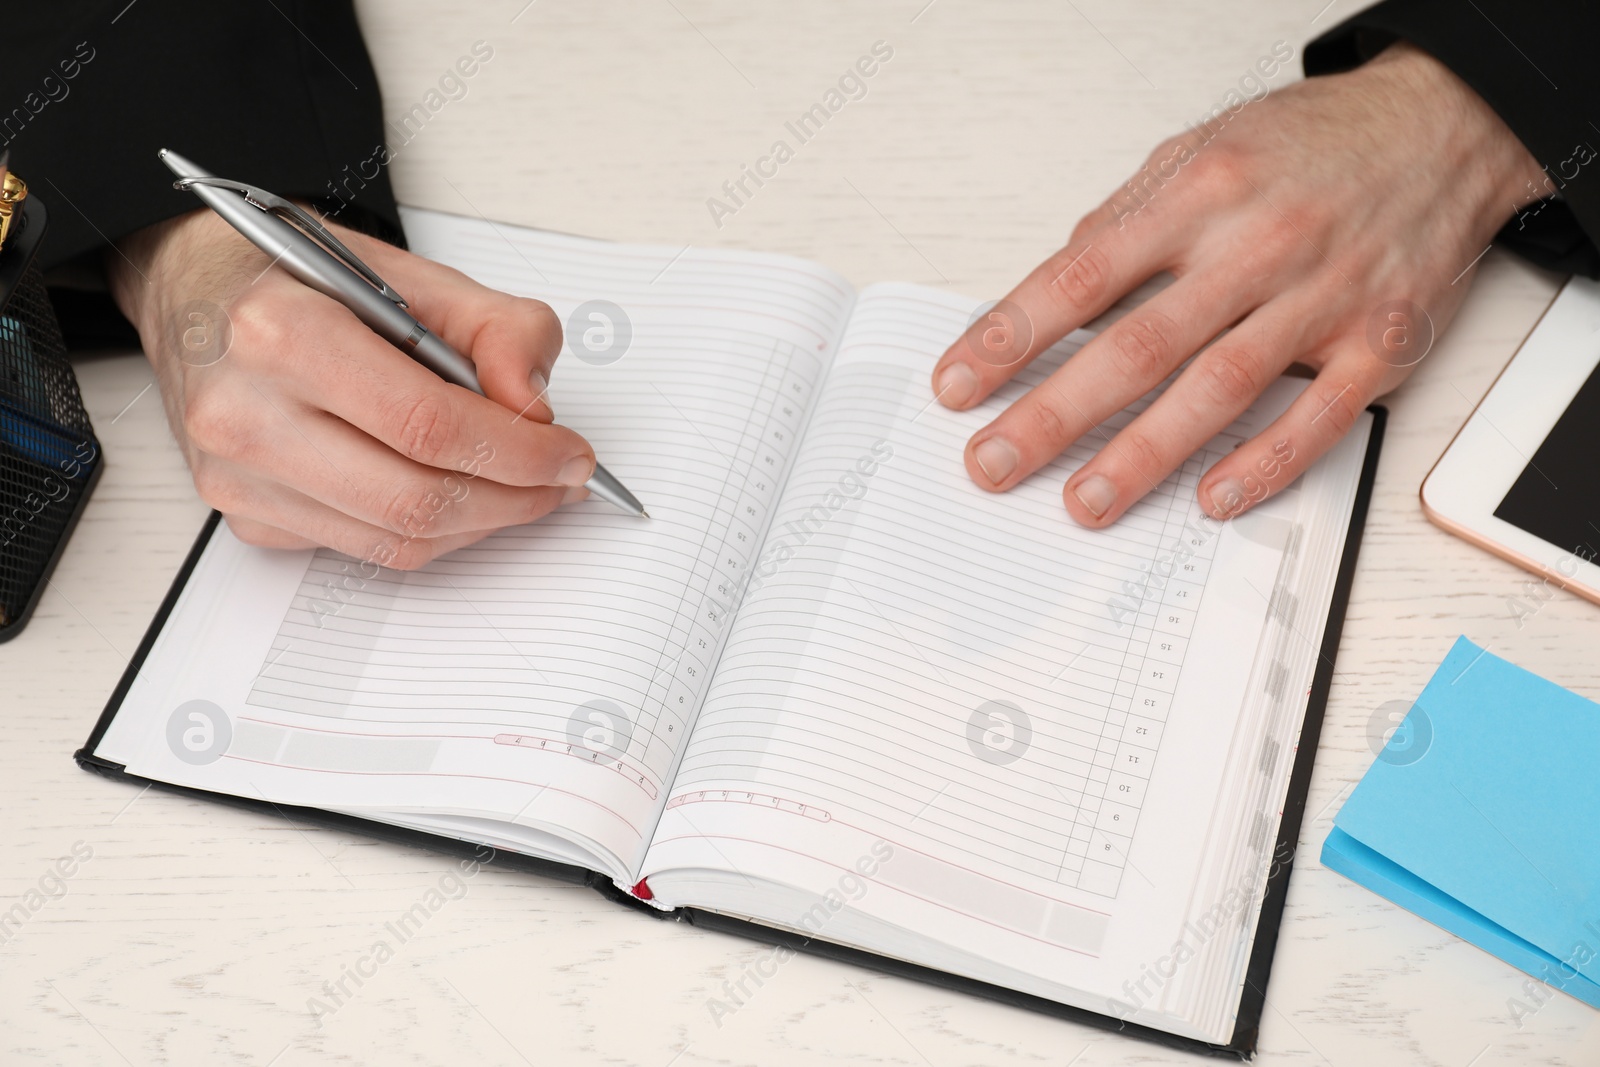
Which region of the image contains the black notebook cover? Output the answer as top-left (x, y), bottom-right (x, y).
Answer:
top-left (76, 406), bottom-right (1386, 1059)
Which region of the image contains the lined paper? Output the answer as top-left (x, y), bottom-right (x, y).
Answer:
top-left (645, 284), bottom-right (1292, 978)
top-left (120, 210), bottom-right (855, 878)
top-left (98, 220), bottom-right (1376, 1042)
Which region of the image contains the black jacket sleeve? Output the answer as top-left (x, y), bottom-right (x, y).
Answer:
top-left (1306, 0), bottom-right (1600, 278)
top-left (0, 1), bottom-right (402, 340)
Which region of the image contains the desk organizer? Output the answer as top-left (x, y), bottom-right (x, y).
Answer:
top-left (0, 170), bottom-right (103, 640)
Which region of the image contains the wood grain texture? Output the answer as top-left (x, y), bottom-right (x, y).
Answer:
top-left (5, 2), bottom-right (1597, 1063)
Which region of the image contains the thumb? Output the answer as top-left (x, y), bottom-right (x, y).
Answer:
top-left (326, 225), bottom-right (564, 424)
top-left (463, 295), bottom-right (562, 425)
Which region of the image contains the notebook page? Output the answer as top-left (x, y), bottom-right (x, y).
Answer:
top-left (108, 210), bottom-right (852, 882)
top-left (1177, 413), bottom-right (1371, 1038)
top-left (643, 283), bottom-right (1304, 1004)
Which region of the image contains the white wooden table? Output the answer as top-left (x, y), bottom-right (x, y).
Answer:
top-left (6, 2), bottom-right (1599, 1063)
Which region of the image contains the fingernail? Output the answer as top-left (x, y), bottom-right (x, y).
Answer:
top-left (973, 436), bottom-right (1018, 484)
top-left (1208, 477), bottom-right (1245, 519)
top-left (558, 455), bottom-right (594, 487)
top-left (528, 369), bottom-right (549, 403)
top-left (936, 363), bottom-right (979, 407)
top-left (1073, 474), bottom-right (1117, 518)
top-left (560, 485), bottom-right (589, 505)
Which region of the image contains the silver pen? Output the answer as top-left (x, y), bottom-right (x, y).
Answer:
top-left (158, 148), bottom-right (647, 518)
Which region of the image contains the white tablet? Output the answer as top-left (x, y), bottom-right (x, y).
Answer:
top-left (1422, 276), bottom-right (1600, 606)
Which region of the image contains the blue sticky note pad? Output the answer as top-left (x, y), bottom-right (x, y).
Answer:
top-left (1323, 637), bottom-right (1600, 1006)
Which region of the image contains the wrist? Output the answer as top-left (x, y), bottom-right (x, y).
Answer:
top-left (105, 209), bottom-right (248, 343)
top-left (1364, 41), bottom-right (1545, 233)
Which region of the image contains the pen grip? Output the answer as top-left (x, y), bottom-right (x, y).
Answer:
top-left (281, 249), bottom-right (484, 395)
top-left (407, 327), bottom-right (483, 395)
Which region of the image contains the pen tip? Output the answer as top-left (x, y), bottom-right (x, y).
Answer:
top-left (639, 509), bottom-right (651, 519)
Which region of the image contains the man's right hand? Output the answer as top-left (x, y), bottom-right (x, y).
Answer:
top-left (108, 208), bottom-right (595, 569)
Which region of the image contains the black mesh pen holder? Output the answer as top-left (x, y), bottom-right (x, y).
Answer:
top-left (0, 186), bottom-right (102, 640)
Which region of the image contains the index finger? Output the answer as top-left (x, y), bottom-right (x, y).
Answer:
top-left (324, 225), bottom-right (564, 426)
top-left (266, 294), bottom-right (595, 490)
top-left (931, 202), bottom-right (1185, 412)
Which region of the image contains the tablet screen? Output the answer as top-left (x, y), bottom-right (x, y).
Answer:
top-left (1493, 359), bottom-right (1600, 560)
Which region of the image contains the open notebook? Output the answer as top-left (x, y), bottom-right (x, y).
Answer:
top-left (79, 207), bottom-right (1382, 1056)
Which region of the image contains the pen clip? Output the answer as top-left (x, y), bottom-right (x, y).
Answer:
top-left (172, 176), bottom-right (410, 308)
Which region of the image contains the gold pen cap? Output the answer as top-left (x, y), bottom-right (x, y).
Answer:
top-left (0, 151), bottom-right (26, 254)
